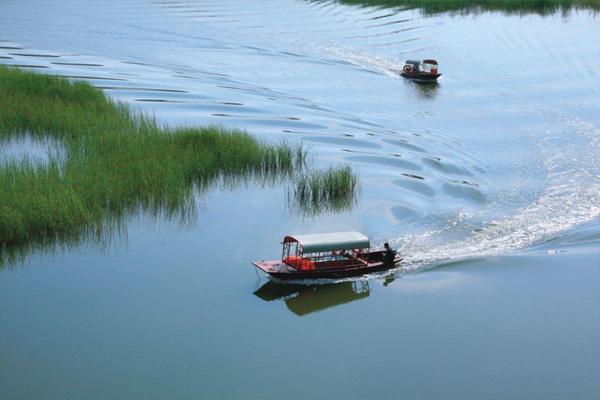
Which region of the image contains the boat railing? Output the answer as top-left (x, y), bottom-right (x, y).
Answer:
top-left (284, 249), bottom-right (369, 270)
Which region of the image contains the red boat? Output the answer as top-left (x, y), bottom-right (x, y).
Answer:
top-left (400, 59), bottom-right (441, 82)
top-left (252, 231), bottom-right (402, 280)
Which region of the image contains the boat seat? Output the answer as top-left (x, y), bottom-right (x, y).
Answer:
top-left (284, 256), bottom-right (315, 271)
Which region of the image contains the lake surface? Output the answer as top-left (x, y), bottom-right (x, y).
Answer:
top-left (1, 1), bottom-right (599, 398)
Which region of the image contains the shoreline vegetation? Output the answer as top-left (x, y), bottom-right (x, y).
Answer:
top-left (0, 66), bottom-right (357, 265)
top-left (332, 0), bottom-right (600, 14)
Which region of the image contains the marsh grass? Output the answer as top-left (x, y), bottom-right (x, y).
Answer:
top-left (291, 165), bottom-right (359, 216)
top-left (0, 66), bottom-right (356, 265)
top-left (333, 0), bottom-right (600, 15)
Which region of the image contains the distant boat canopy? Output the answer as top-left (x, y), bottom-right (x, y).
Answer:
top-left (405, 60), bottom-right (421, 68)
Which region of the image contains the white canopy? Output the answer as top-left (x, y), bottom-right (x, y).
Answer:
top-left (284, 231), bottom-right (370, 253)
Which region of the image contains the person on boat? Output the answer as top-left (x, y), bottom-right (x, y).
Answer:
top-left (383, 242), bottom-right (396, 265)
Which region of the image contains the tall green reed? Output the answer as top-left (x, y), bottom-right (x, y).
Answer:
top-left (0, 66), bottom-right (358, 265)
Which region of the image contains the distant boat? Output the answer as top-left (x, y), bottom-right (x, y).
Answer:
top-left (400, 59), bottom-right (441, 82)
top-left (252, 231), bottom-right (402, 280)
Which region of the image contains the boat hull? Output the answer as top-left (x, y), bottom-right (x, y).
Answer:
top-left (253, 254), bottom-right (402, 280)
top-left (400, 72), bottom-right (441, 82)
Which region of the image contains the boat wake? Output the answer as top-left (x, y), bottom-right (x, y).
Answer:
top-left (316, 44), bottom-right (404, 78)
top-left (287, 114), bottom-right (600, 286)
top-left (273, 116), bottom-right (600, 286)
top-left (389, 115), bottom-right (600, 272)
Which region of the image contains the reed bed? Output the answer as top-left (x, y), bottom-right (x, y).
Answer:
top-left (0, 66), bottom-right (356, 264)
top-left (291, 165), bottom-right (359, 216)
top-left (336, 0), bottom-right (600, 14)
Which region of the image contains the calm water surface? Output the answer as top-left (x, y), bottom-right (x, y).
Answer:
top-left (1, 1), bottom-right (599, 398)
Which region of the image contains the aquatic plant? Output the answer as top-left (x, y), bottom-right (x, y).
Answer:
top-left (0, 66), bottom-right (356, 265)
top-left (291, 165), bottom-right (359, 216)
top-left (331, 0), bottom-right (600, 15)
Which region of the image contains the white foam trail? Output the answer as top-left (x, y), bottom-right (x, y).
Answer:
top-left (289, 118), bottom-right (600, 285)
top-left (390, 116), bottom-right (600, 271)
top-left (317, 44), bottom-right (402, 77)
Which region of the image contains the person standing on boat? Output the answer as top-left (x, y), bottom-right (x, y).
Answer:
top-left (383, 242), bottom-right (396, 265)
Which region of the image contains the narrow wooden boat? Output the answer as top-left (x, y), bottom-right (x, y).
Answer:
top-left (252, 231), bottom-right (402, 280)
top-left (400, 59), bottom-right (441, 82)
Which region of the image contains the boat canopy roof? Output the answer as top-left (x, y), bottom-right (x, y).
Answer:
top-left (405, 59), bottom-right (438, 66)
top-left (284, 231), bottom-right (370, 253)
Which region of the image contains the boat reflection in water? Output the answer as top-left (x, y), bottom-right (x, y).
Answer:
top-left (253, 280), bottom-right (370, 316)
top-left (409, 80), bottom-right (439, 100)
